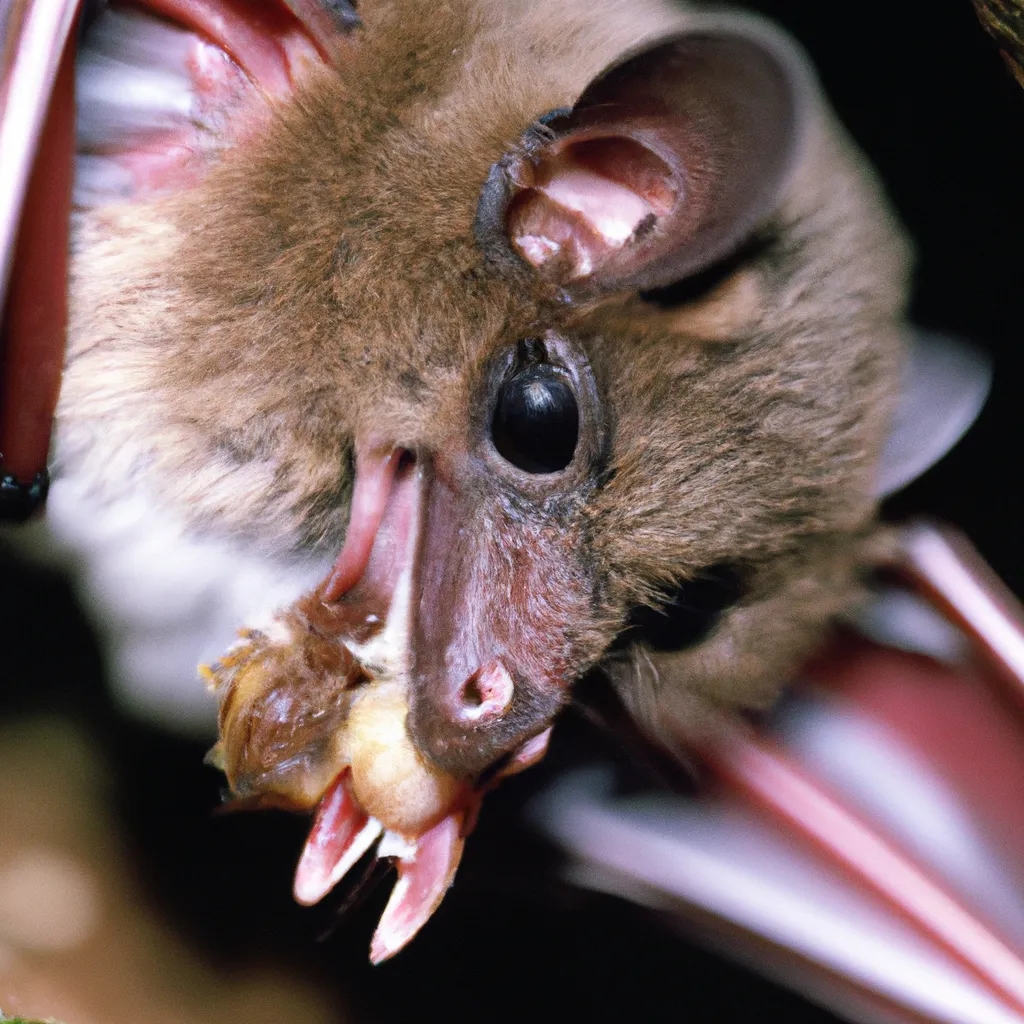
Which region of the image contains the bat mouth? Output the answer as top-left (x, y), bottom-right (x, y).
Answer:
top-left (293, 716), bottom-right (551, 964)
top-left (323, 445), bottom-right (416, 607)
top-left (209, 441), bottom-right (555, 962)
top-left (292, 769), bottom-right (467, 966)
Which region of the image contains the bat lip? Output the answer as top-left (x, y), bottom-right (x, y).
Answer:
top-left (322, 444), bottom-right (413, 603)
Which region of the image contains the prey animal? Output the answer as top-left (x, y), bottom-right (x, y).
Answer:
top-left (32, 0), bottom-right (910, 959)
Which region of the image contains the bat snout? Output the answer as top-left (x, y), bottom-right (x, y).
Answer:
top-left (408, 643), bottom-right (568, 779)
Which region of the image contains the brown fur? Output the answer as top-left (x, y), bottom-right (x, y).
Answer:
top-left (60, 0), bottom-right (910, 757)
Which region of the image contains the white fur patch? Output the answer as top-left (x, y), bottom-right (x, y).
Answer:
top-left (13, 469), bottom-right (331, 737)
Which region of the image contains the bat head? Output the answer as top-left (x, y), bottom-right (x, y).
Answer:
top-left (62, 0), bottom-right (910, 957)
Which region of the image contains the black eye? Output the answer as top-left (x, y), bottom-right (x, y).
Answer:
top-left (492, 366), bottom-right (579, 474)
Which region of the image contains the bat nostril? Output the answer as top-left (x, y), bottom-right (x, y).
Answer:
top-left (456, 660), bottom-right (514, 722)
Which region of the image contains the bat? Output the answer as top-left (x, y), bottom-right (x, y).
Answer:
top-left (0, 0), bottom-right (985, 964)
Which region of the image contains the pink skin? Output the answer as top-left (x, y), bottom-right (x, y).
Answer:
top-left (0, 4), bottom-right (75, 483)
top-left (286, 440), bottom-right (559, 959)
top-left (105, 0), bottom-right (355, 198)
top-left (495, 727), bottom-right (553, 780)
top-left (291, 733), bottom-right (556, 959)
top-left (370, 814), bottom-right (465, 965)
top-left (322, 447), bottom-right (403, 602)
top-left (457, 659), bottom-right (516, 723)
top-left (141, 0), bottom-right (318, 98)
top-left (292, 771), bottom-right (470, 962)
top-left (293, 771), bottom-right (383, 907)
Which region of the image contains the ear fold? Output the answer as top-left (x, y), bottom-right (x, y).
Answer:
top-left (475, 16), bottom-right (811, 293)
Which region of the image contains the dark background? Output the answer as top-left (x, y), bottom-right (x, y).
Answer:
top-left (4, 1), bottom-right (1024, 1021)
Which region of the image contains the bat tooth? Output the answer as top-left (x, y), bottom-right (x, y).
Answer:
top-left (293, 771), bottom-right (382, 906)
top-left (369, 814), bottom-right (465, 964)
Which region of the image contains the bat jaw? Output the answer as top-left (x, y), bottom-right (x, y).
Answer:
top-left (290, 771), bottom-right (466, 965)
top-left (289, 719), bottom-right (553, 963)
top-left (368, 813), bottom-right (465, 965)
top-left (291, 771), bottom-right (467, 963)
top-left (208, 439), bottom-right (567, 959)
top-left (319, 439), bottom-right (578, 780)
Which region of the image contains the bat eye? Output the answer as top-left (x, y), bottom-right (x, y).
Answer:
top-left (492, 366), bottom-right (580, 474)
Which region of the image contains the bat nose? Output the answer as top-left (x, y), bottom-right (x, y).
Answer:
top-left (454, 660), bottom-right (515, 722)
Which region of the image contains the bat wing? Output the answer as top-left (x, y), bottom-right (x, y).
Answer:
top-left (0, 0), bottom-right (79, 517)
top-left (536, 523), bottom-right (1024, 1023)
top-left (0, 0), bottom-right (78, 312)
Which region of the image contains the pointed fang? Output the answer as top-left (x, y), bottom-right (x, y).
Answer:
top-left (294, 771), bottom-right (383, 906)
top-left (370, 813), bottom-right (465, 964)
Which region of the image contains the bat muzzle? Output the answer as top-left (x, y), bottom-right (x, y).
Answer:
top-left (325, 440), bottom-right (572, 780)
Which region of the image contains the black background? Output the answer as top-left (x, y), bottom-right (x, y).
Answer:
top-left (3, 1), bottom-right (1024, 1021)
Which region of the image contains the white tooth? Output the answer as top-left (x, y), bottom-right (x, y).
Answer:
top-left (377, 830), bottom-right (418, 862)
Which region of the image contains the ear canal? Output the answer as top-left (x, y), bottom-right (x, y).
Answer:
top-left (476, 17), bottom-right (810, 293)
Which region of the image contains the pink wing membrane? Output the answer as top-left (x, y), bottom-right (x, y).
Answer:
top-left (540, 523), bottom-right (1024, 1022)
top-left (0, 0), bottom-right (78, 485)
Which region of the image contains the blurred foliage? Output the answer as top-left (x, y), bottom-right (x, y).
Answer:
top-left (974, 0), bottom-right (1024, 86)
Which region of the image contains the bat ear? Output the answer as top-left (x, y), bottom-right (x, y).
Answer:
top-left (475, 16), bottom-right (811, 293)
top-left (875, 329), bottom-right (991, 497)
